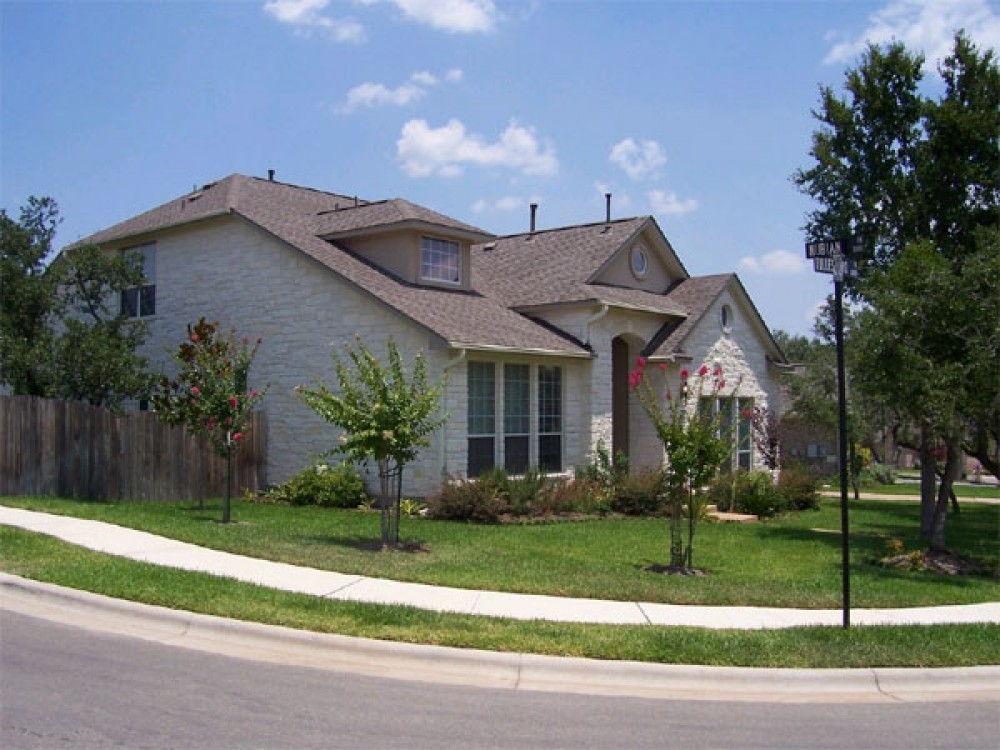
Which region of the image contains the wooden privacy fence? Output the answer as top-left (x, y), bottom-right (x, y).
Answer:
top-left (0, 396), bottom-right (266, 502)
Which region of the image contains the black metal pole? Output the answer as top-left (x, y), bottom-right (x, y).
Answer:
top-left (834, 277), bottom-right (851, 628)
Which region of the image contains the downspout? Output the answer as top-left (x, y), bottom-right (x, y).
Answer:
top-left (582, 303), bottom-right (609, 346)
top-left (440, 348), bottom-right (467, 479)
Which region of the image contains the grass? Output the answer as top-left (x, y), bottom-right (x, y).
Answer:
top-left (1, 494), bottom-right (997, 609)
top-left (3, 525), bottom-right (998, 668)
top-left (827, 482), bottom-right (1000, 499)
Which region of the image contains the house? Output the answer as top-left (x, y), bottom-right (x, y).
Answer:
top-left (79, 173), bottom-right (787, 495)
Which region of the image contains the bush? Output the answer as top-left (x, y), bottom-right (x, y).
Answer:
top-left (708, 471), bottom-right (787, 518)
top-left (427, 476), bottom-right (507, 523)
top-left (777, 464), bottom-right (821, 510)
top-left (267, 463), bottom-right (368, 508)
top-left (268, 462), bottom-right (368, 508)
top-left (867, 463), bottom-right (897, 486)
top-left (610, 470), bottom-right (665, 516)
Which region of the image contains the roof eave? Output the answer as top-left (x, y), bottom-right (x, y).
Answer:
top-left (321, 219), bottom-right (494, 244)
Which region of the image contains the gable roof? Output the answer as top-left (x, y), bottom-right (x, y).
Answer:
top-left (76, 174), bottom-right (588, 357)
top-left (471, 218), bottom-right (686, 317)
top-left (648, 273), bottom-right (785, 363)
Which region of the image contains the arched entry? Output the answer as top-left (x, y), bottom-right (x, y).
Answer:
top-left (611, 336), bottom-right (631, 461)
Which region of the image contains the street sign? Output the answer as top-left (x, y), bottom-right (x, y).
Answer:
top-left (805, 238), bottom-right (856, 259)
top-left (813, 256), bottom-right (836, 274)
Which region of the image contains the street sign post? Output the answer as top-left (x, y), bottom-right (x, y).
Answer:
top-left (804, 236), bottom-right (859, 629)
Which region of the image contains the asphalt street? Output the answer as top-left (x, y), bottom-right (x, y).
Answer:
top-left (4, 610), bottom-right (999, 750)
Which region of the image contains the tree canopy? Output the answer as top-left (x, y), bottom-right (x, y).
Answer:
top-left (1, 197), bottom-right (153, 408)
top-left (793, 33), bottom-right (999, 552)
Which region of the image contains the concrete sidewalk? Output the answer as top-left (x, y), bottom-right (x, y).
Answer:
top-left (3, 505), bottom-right (999, 630)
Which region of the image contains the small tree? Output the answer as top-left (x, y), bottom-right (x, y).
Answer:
top-left (152, 318), bottom-right (266, 522)
top-left (297, 337), bottom-right (446, 550)
top-left (631, 358), bottom-right (734, 571)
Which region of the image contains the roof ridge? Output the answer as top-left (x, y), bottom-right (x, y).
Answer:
top-left (493, 215), bottom-right (648, 242)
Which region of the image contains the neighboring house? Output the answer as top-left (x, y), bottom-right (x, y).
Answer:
top-left (78, 173), bottom-right (787, 495)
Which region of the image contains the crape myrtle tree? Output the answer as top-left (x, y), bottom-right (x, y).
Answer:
top-left (0, 197), bottom-right (153, 408)
top-left (297, 337), bottom-right (446, 551)
top-left (631, 357), bottom-right (735, 571)
top-left (793, 33), bottom-right (999, 552)
top-left (152, 318), bottom-right (267, 523)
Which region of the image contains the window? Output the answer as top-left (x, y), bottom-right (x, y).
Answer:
top-left (121, 244), bottom-right (156, 318)
top-left (538, 366), bottom-right (563, 472)
top-left (721, 304), bottom-right (732, 329)
top-left (698, 396), bottom-right (754, 473)
top-left (466, 362), bottom-right (563, 477)
top-left (421, 237), bottom-right (460, 284)
top-left (630, 245), bottom-right (649, 279)
top-left (467, 362), bottom-right (495, 477)
top-left (504, 364), bottom-right (530, 474)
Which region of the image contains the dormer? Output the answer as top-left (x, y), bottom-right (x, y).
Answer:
top-left (315, 198), bottom-right (494, 290)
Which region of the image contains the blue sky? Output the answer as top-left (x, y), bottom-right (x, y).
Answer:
top-left (3, 0), bottom-right (998, 336)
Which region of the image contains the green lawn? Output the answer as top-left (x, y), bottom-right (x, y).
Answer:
top-left (827, 482), bottom-right (1000, 499)
top-left (3, 525), bottom-right (997, 668)
top-left (2, 495), bottom-right (997, 609)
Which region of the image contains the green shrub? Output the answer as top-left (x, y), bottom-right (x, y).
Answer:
top-left (735, 471), bottom-right (787, 517)
top-left (427, 477), bottom-right (507, 523)
top-left (507, 467), bottom-right (550, 516)
top-left (777, 464), bottom-right (821, 510)
top-left (268, 462), bottom-right (368, 508)
top-left (708, 471), bottom-right (787, 517)
top-left (868, 463), bottom-right (897, 485)
top-left (610, 470), bottom-right (665, 516)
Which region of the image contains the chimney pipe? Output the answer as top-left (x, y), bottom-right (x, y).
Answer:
top-left (267, 169), bottom-right (275, 182)
top-left (605, 193), bottom-right (612, 224)
top-left (530, 203), bottom-right (538, 234)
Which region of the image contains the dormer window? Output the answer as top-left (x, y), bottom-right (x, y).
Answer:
top-left (421, 237), bottom-right (460, 284)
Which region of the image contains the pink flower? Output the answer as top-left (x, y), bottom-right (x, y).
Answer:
top-left (698, 364), bottom-right (710, 377)
top-left (717, 379), bottom-right (726, 390)
top-left (658, 363), bottom-right (667, 371)
top-left (206, 416), bottom-right (217, 429)
top-left (190, 333), bottom-right (200, 343)
top-left (228, 396), bottom-right (238, 408)
top-left (680, 367), bottom-right (689, 381)
top-left (191, 386), bottom-right (200, 396)
top-left (635, 356), bottom-right (647, 370)
top-left (742, 407), bottom-right (754, 419)
top-left (628, 370), bottom-right (642, 390)
top-left (232, 432), bottom-right (243, 443)
top-left (250, 390), bottom-right (259, 399)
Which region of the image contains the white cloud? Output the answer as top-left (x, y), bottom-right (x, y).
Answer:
top-left (738, 250), bottom-right (810, 276)
top-left (339, 69), bottom-right (462, 113)
top-left (472, 195), bottom-right (527, 213)
top-left (647, 189), bottom-right (698, 217)
top-left (609, 138), bottom-right (667, 180)
top-left (361, 0), bottom-right (499, 33)
top-left (398, 119), bottom-right (559, 178)
top-left (825, 0), bottom-right (1000, 71)
top-left (263, 0), bottom-right (365, 42)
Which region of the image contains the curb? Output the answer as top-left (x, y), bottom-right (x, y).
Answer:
top-left (3, 573), bottom-right (998, 704)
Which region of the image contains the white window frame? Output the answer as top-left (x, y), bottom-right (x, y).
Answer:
top-left (466, 361), bottom-right (564, 477)
top-left (421, 236), bottom-right (460, 285)
top-left (120, 243), bottom-right (156, 319)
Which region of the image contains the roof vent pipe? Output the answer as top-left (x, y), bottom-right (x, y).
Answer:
top-left (268, 169), bottom-right (275, 181)
top-left (605, 193), bottom-right (612, 224)
top-left (530, 203), bottom-right (538, 234)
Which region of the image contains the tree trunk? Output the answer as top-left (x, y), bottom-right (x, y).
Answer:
top-left (928, 438), bottom-right (962, 553)
top-left (919, 428), bottom-right (936, 542)
top-left (378, 456), bottom-right (391, 551)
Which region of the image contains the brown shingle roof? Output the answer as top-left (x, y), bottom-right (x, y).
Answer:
top-left (646, 274), bottom-right (733, 357)
top-left (78, 174), bottom-right (587, 357)
top-left (471, 218), bottom-right (687, 318)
